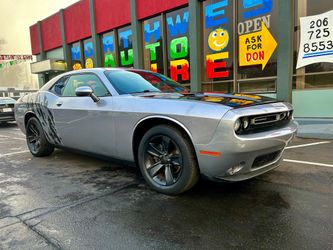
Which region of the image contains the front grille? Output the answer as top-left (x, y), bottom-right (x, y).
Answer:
top-left (252, 150), bottom-right (282, 169)
top-left (237, 110), bottom-right (293, 134)
top-left (252, 113), bottom-right (284, 125)
top-left (0, 103), bottom-right (14, 108)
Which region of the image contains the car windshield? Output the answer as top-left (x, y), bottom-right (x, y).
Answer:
top-left (104, 70), bottom-right (189, 95)
top-left (0, 98), bottom-right (16, 104)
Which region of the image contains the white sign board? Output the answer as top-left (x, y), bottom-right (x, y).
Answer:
top-left (296, 10), bottom-right (333, 69)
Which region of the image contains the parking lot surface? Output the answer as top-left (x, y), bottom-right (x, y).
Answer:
top-left (0, 122), bottom-right (332, 249)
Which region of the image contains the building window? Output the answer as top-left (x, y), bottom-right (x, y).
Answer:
top-left (118, 26), bottom-right (134, 67)
top-left (102, 31), bottom-right (118, 68)
top-left (142, 15), bottom-right (164, 74)
top-left (294, 0), bottom-right (333, 89)
top-left (83, 38), bottom-right (94, 68)
top-left (46, 47), bottom-right (64, 60)
top-left (202, 0), bottom-right (234, 89)
top-left (237, 0), bottom-right (279, 79)
top-left (201, 0), bottom-right (279, 93)
top-left (237, 0), bottom-right (279, 93)
top-left (166, 7), bottom-right (190, 84)
top-left (71, 42), bottom-right (82, 70)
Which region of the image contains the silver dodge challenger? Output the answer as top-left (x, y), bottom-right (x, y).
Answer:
top-left (15, 68), bottom-right (297, 194)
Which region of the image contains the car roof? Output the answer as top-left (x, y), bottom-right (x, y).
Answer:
top-left (40, 67), bottom-right (154, 92)
top-left (0, 97), bottom-right (15, 99)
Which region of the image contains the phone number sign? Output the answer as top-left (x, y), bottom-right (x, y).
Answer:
top-left (296, 10), bottom-right (333, 69)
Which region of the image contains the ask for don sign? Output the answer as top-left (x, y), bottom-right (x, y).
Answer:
top-left (296, 10), bottom-right (333, 69)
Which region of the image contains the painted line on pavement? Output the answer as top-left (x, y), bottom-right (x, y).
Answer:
top-left (4, 131), bottom-right (24, 137)
top-left (285, 141), bottom-right (330, 149)
top-left (0, 135), bottom-right (25, 141)
top-left (283, 159), bottom-right (333, 168)
top-left (0, 150), bottom-right (29, 158)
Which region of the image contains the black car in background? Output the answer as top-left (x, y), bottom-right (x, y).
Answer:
top-left (0, 97), bottom-right (16, 123)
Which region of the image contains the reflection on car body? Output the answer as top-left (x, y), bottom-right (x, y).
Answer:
top-left (15, 68), bottom-right (297, 195)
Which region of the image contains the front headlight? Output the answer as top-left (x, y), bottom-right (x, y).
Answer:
top-left (234, 119), bottom-right (241, 132)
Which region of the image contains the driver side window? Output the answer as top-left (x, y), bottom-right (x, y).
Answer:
top-left (61, 74), bottom-right (110, 97)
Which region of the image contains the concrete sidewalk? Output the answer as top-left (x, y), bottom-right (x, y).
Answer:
top-left (295, 118), bottom-right (333, 139)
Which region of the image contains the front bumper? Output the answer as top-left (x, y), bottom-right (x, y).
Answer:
top-left (195, 103), bottom-right (297, 181)
top-left (0, 112), bottom-right (15, 122)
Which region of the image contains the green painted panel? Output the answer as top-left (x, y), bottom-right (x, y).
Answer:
top-left (170, 37), bottom-right (188, 59)
top-left (292, 89), bottom-right (333, 118)
top-left (145, 42), bottom-right (160, 61)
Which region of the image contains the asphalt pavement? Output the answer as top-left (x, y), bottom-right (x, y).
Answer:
top-left (0, 122), bottom-right (332, 250)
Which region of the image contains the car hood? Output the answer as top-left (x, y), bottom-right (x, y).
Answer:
top-left (0, 98), bottom-right (16, 105)
top-left (133, 92), bottom-right (278, 108)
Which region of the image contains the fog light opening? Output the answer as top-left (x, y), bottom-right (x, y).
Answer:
top-left (280, 112), bottom-right (287, 120)
top-left (227, 162), bottom-right (245, 176)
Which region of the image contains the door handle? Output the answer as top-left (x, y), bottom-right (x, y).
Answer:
top-left (56, 101), bottom-right (63, 107)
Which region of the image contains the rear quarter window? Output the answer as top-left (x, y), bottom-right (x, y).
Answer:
top-left (49, 76), bottom-right (69, 96)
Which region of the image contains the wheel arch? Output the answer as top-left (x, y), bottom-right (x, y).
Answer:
top-left (132, 116), bottom-right (197, 166)
top-left (24, 112), bottom-right (38, 128)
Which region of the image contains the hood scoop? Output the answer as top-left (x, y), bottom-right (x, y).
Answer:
top-left (180, 92), bottom-right (277, 108)
top-left (139, 92), bottom-right (277, 108)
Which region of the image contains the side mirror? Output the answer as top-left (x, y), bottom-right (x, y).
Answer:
top-left (75, 86), bottom-right (100, 102)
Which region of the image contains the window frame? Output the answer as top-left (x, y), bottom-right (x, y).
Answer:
top-left (165, 7), bottom-right (191, 84)
top-left (48, 73), bottom-right (112, 97)
top-left (102, 30), bottom-right (119, 67)
top-left (142, 14), bottom-right (165, 75)
top-left (71, 41), bottom-right (83, 70)
top-left (293, 0), bottom-right (333, 90)
top-left (117, 25), bottom-right (134, 68)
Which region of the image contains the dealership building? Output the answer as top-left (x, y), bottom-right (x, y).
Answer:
top-left (29, 0), bottom-right (333, 121)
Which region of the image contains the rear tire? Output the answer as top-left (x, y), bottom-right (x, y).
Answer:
top-left (26, 117), bottom-right (54, 157)
top-left (138, 125), bottom-right (199, 195)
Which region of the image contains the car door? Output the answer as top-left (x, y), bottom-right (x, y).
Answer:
top-left (50, 73), bottom-right (115, 156)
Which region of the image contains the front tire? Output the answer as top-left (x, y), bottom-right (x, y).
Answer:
top-left (26, 117), bottom-right (54, 157)
top-left (138, 125), bottom-right (199, 195)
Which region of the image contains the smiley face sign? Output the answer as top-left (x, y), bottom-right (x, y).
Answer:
top-left (208, 28), bottom-right (229, 52)
top-left (85, 58), bottom-right (94, 68)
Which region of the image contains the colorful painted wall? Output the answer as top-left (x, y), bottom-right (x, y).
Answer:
top-left (29, 0), bottom-right (333, 121)
top-left (30, 0), bottom-right (278, 85)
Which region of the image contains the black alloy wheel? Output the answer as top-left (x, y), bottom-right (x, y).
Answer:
top-left (144, 135), bottom-right (183, 186)
top-left (138, 125), bottom-right (199, 195)
top-left (26, 117), bottom-right (54, 157)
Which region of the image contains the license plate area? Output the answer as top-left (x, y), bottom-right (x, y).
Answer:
top-left (2, 108), bottom-right (12, 112)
